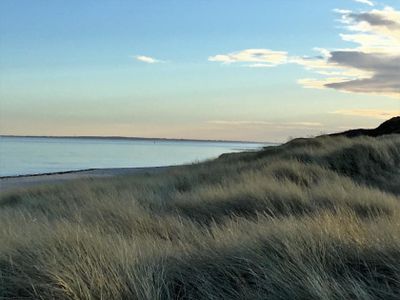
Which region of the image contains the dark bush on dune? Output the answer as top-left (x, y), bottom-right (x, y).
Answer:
top-left (329, 116), bottom-right (400, 137)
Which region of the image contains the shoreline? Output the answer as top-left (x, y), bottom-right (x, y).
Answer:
top-left (0, 166), bottom-right (170, 194)
top-left (0, 168), bottom-right (100, 179)
top-left (0, 134), bottom-right (270, 145)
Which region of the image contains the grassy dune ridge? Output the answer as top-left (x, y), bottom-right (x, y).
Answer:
top-left (1, 134), bottom-right (400, 299)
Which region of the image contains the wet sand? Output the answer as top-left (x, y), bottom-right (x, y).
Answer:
top-left (0, 166), bottom-right (169, 193)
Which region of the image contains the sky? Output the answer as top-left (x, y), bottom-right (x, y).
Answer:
top-left (0, 0), bottom-right (399, 142)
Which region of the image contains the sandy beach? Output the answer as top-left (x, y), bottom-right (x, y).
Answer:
top-left (0, 166), bottom-right (169, 193)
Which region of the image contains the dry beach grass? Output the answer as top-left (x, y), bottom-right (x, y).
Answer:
top-left (1, 133), bottom-right (400, 299)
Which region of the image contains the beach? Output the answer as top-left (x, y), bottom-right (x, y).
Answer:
top-left (0, 166), bottom-right (169, 193)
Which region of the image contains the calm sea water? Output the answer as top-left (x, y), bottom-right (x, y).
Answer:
top-left (0, 137), bottom-right (268, 177)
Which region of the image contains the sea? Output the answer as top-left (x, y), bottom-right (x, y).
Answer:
top-left (0, 136), bottom-right (269, 177)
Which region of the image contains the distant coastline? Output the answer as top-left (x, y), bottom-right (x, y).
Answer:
top-left (0, 134), bottom-right (272, 145)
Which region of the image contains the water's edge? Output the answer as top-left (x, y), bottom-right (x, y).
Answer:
top-left (0, 165), bottom-right (172, 179)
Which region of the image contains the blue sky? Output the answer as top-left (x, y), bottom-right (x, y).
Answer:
top-left (0, 0), bottom-right (399, 141)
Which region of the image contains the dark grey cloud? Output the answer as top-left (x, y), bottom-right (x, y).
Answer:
top-left (210, 7), bottom-right (400, 98)
top-left (329, 51), bottom-right (400, 71)
top-left (327, 73), bottom-right (400, 94)
top-left (349, 12), bottom-right (400, 28)
top-left (326, 51), bottom-right (400, 95)
top-left (317, 8), bottom-right (400, 97)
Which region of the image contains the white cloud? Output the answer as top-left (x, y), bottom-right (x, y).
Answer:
top-left (295, 6), bottom-right (400, 98)
top-left (331, 109), bottom-right (399, 119)
top-left (135, 55), bottom-right (163, 64)
top-left (209, 5), bottom-right (400, 99)
top-left (354, 0), bottom-right (374, 7)
top-left (208, 49), bottom-right (288, 66)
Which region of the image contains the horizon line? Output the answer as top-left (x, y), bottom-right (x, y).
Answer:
top-left (0, 134), bottom-right (274, 145)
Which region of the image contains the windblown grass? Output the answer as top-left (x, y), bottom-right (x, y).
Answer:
top-left (1, 134), bottom-right (400, 299)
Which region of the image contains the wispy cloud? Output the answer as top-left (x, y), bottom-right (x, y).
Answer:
top-left (331, 109), bottom-right (399, 119)
top-left (209, 5), bottom-right (400, 99)
top-left (135, 55), bottom-right (163, 64)
top-left (208, 49), bottom-right (288, 67)
top-left (354, 0), bottom-right (375, 7)
top-left (207, 120), bottom-right (323, 128)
